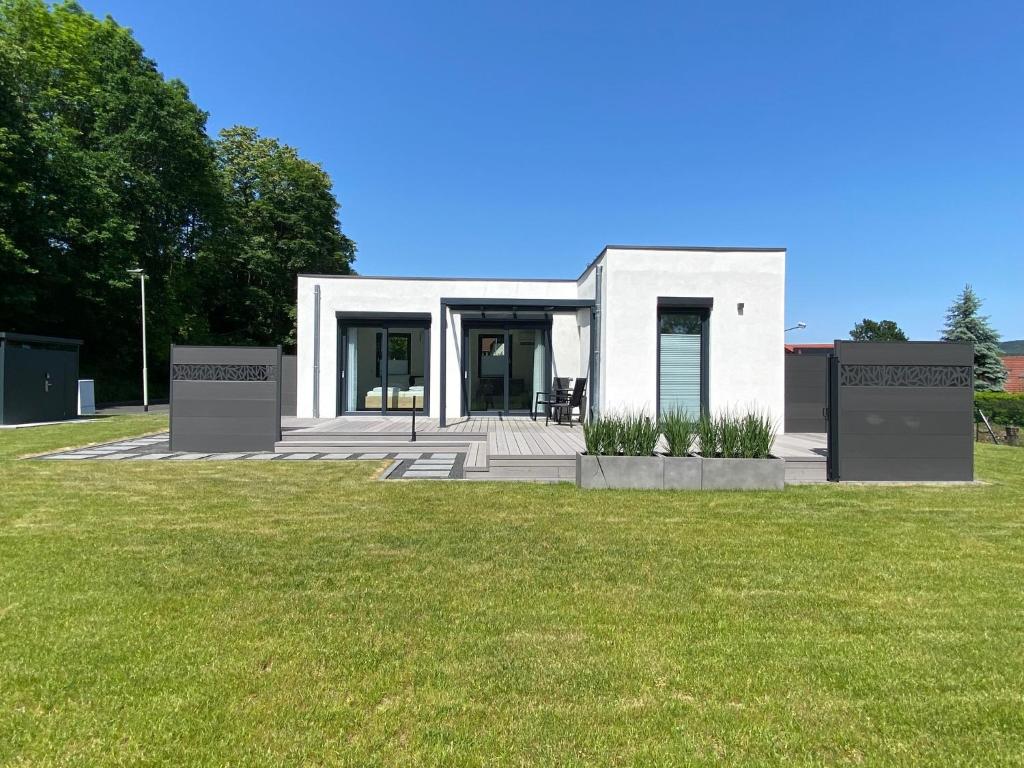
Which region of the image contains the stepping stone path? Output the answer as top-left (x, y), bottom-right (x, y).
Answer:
top-left (31, 432), bottom-right (463, 479)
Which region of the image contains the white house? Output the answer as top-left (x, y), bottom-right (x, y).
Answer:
top-left (295, 245), bottom-right (786, 428)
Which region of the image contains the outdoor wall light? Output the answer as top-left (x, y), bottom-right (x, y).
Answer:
top-left (737, 302), bottom-right (745, 315)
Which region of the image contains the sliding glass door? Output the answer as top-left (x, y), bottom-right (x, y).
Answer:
top-left (340, 321), bottom-right (428, 414)
top-left (464, 323), bottom-right (549, 415)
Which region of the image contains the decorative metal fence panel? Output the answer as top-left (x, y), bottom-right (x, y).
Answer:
top-left (828, 341), bottom-right (974, 481)
top-left (169, 345), bottom-right (282, 452)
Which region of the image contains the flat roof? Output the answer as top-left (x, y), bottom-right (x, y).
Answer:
top-left (300, 243), bottom-right (787, 284)
top-left (0, 331), bottom-right (83, 345)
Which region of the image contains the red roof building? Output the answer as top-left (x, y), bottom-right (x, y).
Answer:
top-left (1004, 356), bottom-right (1024, 393)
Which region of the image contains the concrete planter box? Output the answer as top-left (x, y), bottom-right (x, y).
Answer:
top-left (576, 454), bottom-right (785, 490)
top-left (700, 457), bottom-right (785, 490)
top-left (576, 454), bottom-right (663, 490)
top-left (662, 456), bottom-right (703, 490)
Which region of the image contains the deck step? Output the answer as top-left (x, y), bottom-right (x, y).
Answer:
top-left (274, 440), bottom-right (475, 454)
top-left (279, 432), bottom-right (484, 444)
top-left (784, 459), bottom-right (828, 484)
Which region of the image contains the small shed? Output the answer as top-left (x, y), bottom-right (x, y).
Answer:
top-left (0, 332), bottom-right (83, 425)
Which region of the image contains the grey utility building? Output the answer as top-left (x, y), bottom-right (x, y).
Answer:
top-left (0, 332), bottom-right (82, 425)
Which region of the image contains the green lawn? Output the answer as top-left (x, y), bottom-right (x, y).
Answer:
top-left (1, 417), bottom-right (1022, 766)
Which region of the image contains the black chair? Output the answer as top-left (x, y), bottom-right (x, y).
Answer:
top-left (533, 377), bottom-right (571, 421)
top-left (549, 377), bottom-right (587, 426)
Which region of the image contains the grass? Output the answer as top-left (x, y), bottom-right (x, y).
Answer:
top-left (1, 416), bottom-right (1023, 765)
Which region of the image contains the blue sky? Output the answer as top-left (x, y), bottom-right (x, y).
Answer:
top-left (88, 0), bottom-right (1023, 342)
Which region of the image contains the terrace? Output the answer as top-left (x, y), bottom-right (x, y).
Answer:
top-left (279, 415), bottom-right (827, 482)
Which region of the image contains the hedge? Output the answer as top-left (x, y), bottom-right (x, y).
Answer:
top-left (975, 392), bottom-right (1024, 426)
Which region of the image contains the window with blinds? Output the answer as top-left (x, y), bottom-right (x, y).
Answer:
top-left (659, 311), bottom-right (704, 418)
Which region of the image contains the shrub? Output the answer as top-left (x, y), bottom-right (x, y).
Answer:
top-left (738, 411), bottom-right (776, 459)
top-left (617, 411), bottom-right (660, 456)
top-left (718, 414), bottom-right (743, 458)
top-left (660, 411), bottom-right (697, 457)
top-left (695, 411), bottom-right (777, 458)
top-left (975, 392), bottom-right (1024, 426)
top-left (696, 414), bottom-right (719, 457)
top-left (583, 411), bottom-right (660, 456)
top-left (583, 416), bottom-right (619, 456)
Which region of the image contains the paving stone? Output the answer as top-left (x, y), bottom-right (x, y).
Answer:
top-left (414, 460), bottom-right (455, 466)
top-left (244, 453), bottom-right (280, 460)
top-left (431, 453), bottom-right (458, 459)
top-left (96, 453), bottom-right (135, 460)
top-left (394, 452), bottom-right (424, 459)
top-left (281, 453), bottom-right (317, 460)
top-left (128, 453), bottom-right (175, 460)
top-left (203, 453), bottom-right (248, 460)
top-left (357, 453), bottom-right (388, 460)
top-left (43, 454), bottom-right (87, 460)
top-left (321, 453), bottom-right (353, 460)
top-left (402, 470), bottom-right (450, 478)
top-left (170, 453), bottom-right (210, 460)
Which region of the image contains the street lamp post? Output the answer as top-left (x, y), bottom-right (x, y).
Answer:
top-left (127, 268), bottom-right (149, 411)
top-left (784, 322), bottom-right (807, 333)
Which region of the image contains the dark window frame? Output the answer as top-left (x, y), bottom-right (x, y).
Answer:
top-left (336, 315), bottom-right (430, 415)
top-left (655, 300), bottom-right (711, 421)
top-left (461, 319), bottom-right (552, 416)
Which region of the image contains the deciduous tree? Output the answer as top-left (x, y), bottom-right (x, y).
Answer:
top-left (849, 319), bottom-right (908, 342)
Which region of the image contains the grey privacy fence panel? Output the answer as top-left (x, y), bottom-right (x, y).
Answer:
top-left (829, 341), bottom-right (973, 481)
top-left (785, 353), bottom-right (828, 433)
top-left (0, 332), bottom-right (81, 425)
top-left (170, 345), bottom-right (282, 452)
top-left (281, 355), bottom-right (297, 417)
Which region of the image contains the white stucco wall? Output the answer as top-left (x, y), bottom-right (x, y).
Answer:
top-left (296, 246), bottom-right (786, 428)
top-left (598, 247), bottom-right (786, 429)
top-left (296, 276), bottom-right (579, 419)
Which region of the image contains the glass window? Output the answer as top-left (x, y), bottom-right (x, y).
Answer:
top-left (342, 324), bottom-right (426, 413)
top-left (659, 311), bottom-right (704, 418)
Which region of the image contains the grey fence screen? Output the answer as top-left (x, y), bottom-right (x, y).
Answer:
top-left (169, 345), bottom-right (282, 452)
top-left (0, 332), bottom-right (81, 425)
top-left (281, 354), bottom-right (297, 417)
top-left (828, 341), bottom-right (973, 481)
top-left (784, 353), bottom-right (829, 433)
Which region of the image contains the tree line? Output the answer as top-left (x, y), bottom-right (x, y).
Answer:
top-left (847, 285), bottom-right (1008, 391)
top-left (0, 0), bottom-right (355, 401)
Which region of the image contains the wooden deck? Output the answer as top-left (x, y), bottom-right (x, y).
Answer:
top-left (279, 417), bottom-right (827, 483)
top-left (280, 415), bottom-right (585, 479)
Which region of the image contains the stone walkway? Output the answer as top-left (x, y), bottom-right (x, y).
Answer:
top-left (32, 433), bottom-right (462, 479)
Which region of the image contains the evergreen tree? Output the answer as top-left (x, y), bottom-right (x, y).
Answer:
top-left (941, 285), bottom-right (1007, 391)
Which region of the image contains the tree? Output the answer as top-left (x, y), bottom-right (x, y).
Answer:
top-left (850, 318), bottom-right (908, 342)
top-left (0, 2), bottom-right (356, 399)
top-left (941, 285), bottom-right (1007, 391)
top-left (0, 0), bottom-right (221, 399)
top-left (201, 126), bottom-right (355, 347)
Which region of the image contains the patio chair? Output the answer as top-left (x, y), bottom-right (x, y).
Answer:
top-left (548, 377), bottom-right (587, 426)
top-left (533, 377), bottom-right (571, 422)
